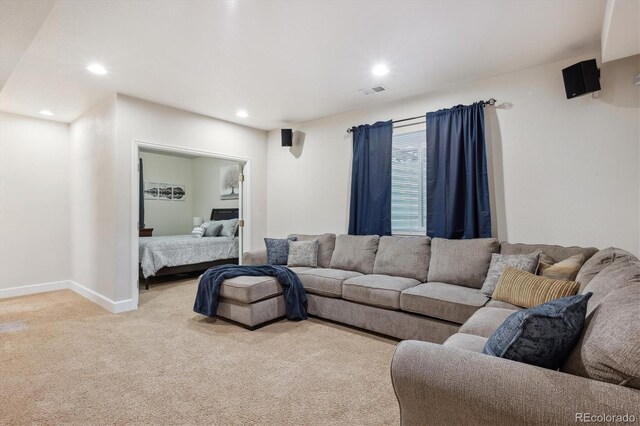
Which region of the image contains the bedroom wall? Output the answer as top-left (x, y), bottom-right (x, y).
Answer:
top-left (139, 151), bottom-right (195, 236)
top-left (266, 53), bottom-right (640, 256)
top-left (69, 96), bottom-right (119, 302)
top-left (0, 112), bottom-right (70, 293)
top-left (191, 157), bottom-right (241, 221)
top-left (114, 94), bottom-right (268, 302)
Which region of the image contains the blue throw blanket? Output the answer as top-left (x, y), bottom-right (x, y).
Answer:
top-left (193, 264), bottom-right (308, 321)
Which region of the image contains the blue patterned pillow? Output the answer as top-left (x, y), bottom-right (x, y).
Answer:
top-left (264, 237), bottom-right (297, 265)
top-left (482, 293), bottom-right (592, 370)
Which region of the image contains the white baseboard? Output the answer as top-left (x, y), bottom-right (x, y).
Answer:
top-left (1, 280), bottom-right (138, 314)
top-left (0, 280), bottom-right (70, 299)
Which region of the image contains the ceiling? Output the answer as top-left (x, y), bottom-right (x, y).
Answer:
top-left (601, 0), bottom-right (640, 63)
top-left (0, 0), bottom-right (608, 130)
top-left (0, 0), bottom-right (56, 89)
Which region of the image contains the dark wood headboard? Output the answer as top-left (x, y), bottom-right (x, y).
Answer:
top-left (210, 208), bottom-right (239, 220)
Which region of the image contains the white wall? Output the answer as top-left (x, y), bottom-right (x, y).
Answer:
top-left (69, 96), bottom-right (118, 301)
top-left (0, 113), bottom-right (70, 291)
top-left (267, 53), bottom-right (640, 255)
top-left (139, 151), bottom-right (195, 236)
top-left (139, 152), bottom-right (241, 235)
top-left (114, 94), bottom-right (267, 301)
top-left (192, 157), bottom-right (241, 221)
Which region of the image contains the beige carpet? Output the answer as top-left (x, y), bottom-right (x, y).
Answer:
top-left (1, 279), bottom-right (400, 425)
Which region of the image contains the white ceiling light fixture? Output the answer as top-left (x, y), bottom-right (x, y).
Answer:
top-left (236, 110), bottom-right (249, 118)
top-left (86, 63), bottom-right (108, 75)
top-left (39, 110), bottom-right (54, 116)
top-left (372, 64), bottom-right (389, 76)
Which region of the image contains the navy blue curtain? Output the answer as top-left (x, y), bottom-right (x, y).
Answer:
top-left (348, 121), bottom-right (393, 236)
top-left (426, 103), bottom-right (491, 239)
top-left (139, 158), bottom-right (145, 229)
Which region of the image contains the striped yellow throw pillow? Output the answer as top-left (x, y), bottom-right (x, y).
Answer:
top-left (493, 267), bottom-right (580, 308)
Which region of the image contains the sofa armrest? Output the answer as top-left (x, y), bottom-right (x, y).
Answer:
top-left (391, 340), bottom-right (640, 426)
top-left (242, 249), bottom-right (267, 265)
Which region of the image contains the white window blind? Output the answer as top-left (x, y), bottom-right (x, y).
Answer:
top-left (391, 130), bottom-right (426, 235)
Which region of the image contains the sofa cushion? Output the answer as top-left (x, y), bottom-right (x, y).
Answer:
top-left (562, 285), bottom-right (640, 390)
top-left (427, 238), bottom-right (499, 288)
top-left (400, 282), bottom-right (489, 324)
top-left (343, 275), bottom-right (419, 310)
top-left (459, 307), bottom-right (518, 338)
top-left (480, 252), bottom-right (541, 297)
top-left (492, 268), bottom-right (580, 309)
top-left (373, 236), bottom-right (430, 282)
top-left (329, 235), bottom-right (379, 274)
top-left (500, 242), bottom-right (597, 263)
top-left (297, 268), bottom-right (362, 298)
top-left (443, 333), bottom-right (489, 353)
top-left (219, 276), bottom-right (280, 304)
top-left (575, 247), bottom-right (638, 290)
top-left (288, 233), bottom-right (336, 268)
top-left (288, 266), bottom-right (313, 274)
top-left (482, 293), bottom-right (592, 370)
top-left (581, 257), bottom-right (640, 316)
top-left (485, 299), bottom-right (522, 310)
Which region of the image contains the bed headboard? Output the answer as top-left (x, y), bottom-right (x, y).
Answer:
top-left (210, 208), bottom-right (239, 221)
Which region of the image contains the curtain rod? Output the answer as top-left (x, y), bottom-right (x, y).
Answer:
top-left (346, 98), bottom-right (497, 133)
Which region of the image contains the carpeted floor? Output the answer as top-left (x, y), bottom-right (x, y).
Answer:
top-left (0, 278), bottom-right (400, 425)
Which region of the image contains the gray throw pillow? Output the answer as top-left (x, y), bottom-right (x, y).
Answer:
top-left (202, 222), bottom-right (223, 237)
top-left (480, 251), bottom-right (541, 297)
top-left (191, 226), bottom-right (205, 238)
top-left (288, 240), bottom-right (319, 268)
top-left (483, 293), bottom-right (592, 370)
top-left (219, 218), bottom-right (239, 238)
top-left (264, 237), bottom-right (297, 265)
top-left (288, 233), bottom-right (336, 268)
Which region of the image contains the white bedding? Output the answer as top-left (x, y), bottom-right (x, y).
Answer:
top-left (139, 235), bottom-right (239, 278)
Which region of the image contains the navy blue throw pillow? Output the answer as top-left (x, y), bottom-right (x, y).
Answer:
top-left (482, 292), bottom-right (592, 370)
top-left (264, 237), bottom-right (297, 265)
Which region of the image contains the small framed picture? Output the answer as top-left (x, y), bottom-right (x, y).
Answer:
top-left (144, 182), bottom-right (159, 200)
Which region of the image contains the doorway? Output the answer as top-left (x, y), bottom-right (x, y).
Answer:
top-left (131, 140), bottom-right (251, 304)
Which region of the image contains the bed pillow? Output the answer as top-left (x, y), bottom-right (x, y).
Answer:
top-left (219, 219), bottom-right (239, 238)
top-left (482, 293), bottom-right (592, 370)
top-left (202, 222), bottom-right (223, 237)
top-left (480, 251), bottom-right (541, 297)
top-left (288, 240), bottom-right (319, 268)
top-left (265, 237), bottom-right (297, 265)
top-left (191, 226), bottom-right (205, 238)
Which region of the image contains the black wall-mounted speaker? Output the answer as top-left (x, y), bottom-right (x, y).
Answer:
top-left (562, 59), bottom-right (601, 99)
top-left (281, 129), bottom-right (293, 147)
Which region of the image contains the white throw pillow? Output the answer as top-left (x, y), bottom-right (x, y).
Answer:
top-left (191, 226), bottom-right (205, 238)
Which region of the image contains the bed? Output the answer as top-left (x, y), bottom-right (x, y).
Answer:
top-left (139, 208), bottom-right (240, 289)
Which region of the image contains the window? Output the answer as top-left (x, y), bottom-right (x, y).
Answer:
top-left (391, 130), bottom-right (426, 235)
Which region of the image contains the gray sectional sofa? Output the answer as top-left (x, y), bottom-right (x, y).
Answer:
top-left (208, 234), bottom-right (640, 423)
top-left (215, 233), bottom-right (596, 341)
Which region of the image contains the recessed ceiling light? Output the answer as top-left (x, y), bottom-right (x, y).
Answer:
top-left (236, 110), bottom-right (249, 118)
top-left (39, 110), bottom-right (54, 116)
top-left (87, 63), bottom-right (108, 75)
top-left (372, 64), bottom-right (389, 76)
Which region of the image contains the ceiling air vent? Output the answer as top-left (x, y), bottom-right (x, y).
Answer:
top-left (359, 85), bottom-right (387, 95)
